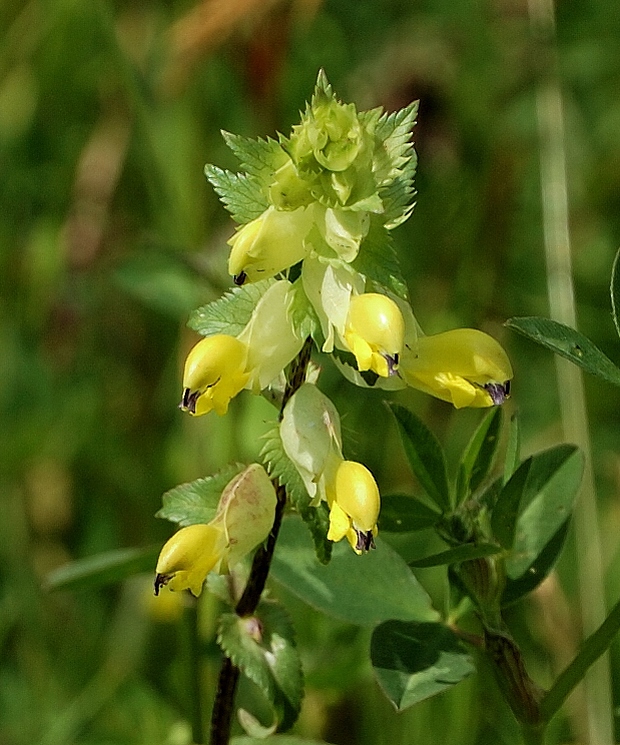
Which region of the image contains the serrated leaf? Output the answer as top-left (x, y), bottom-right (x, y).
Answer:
top-left (506, 317), bottom-right (620, 387)
top-left (502, 520), bottom-right (570, 606)
top-left (388, 403), bottom-right (451, 512)
top-left (378, 494), bottom-right (441, 532)
top-left (371, 620), bottom-right (474, 710)
top-left (408, 543), bottom-right (501, 569)
top-left (506, 445), bottom-right (583, 579)
top-left (374, 102), bottom-right (418, 230)
top-left (45, 545), bottom-right (160, 591)
top-left (352, 218), bottom-right (408, 300)
top-left (221, 131), bottom-right (288, 183)
top-left (204, 165), bottom-right (268, 224)
top-left (156, 464), bottom-right (245, 525)
top-left (612, 247), bottom-right (620, 340)
top-left (271, 516), bottom-right (439, 626)
top-left (491, 457), bottom-right (532, 550)
top-left (218, 600), bottom-right (303, 732)
top-left (456, 407), bottom-right (503, 504)
top-left (188, 280), bottom-right (275, 338)
top-left (260, 424), bottom-right (332, 564)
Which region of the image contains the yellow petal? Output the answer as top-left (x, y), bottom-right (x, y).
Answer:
top-left (155, 524), bottom-right (225, 597)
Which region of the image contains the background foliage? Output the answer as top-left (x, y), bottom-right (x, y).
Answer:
top-left (2, 0), bottom-right (620, 743)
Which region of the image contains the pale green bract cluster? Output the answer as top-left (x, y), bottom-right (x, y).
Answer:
top-left (157, 72), bottom-right (514, 594)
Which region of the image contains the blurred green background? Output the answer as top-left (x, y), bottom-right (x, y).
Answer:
top-left (2, 0), bottom-right (620, 743)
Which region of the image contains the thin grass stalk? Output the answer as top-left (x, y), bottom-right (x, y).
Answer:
top-left (527, 0), bottom-right (613, 742)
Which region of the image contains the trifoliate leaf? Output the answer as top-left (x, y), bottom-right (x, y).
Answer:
top-left (352, 217), bottom-right (408, 300)
top-left (156, 463), bottom-right (245, 525)
top-left (260, 424), bottom-right (332, 565)
top-left (188, 279), bottom-right (275, 337)
top-left (218, 600), bottom-right (304, 732)
top-left (272, 516), bottom-right (438, 626)
top-left (221, 131), bottom-right (288, 184)
top-left (371, 620), bottom-right (474, 710)
top-left (204, 165), bottom-right (268, 224)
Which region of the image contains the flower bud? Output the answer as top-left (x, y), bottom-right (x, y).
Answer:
top-left (326, 460), bottom-right (380, 554)
top-left (401, 328), bottom-right (513, 408)
top-left (227, 206), bottom-right (314, 285)
top-left (343, 293), bottom-right (405, 377)
top-left (268, 159), bottom-right (314, 211)
top-left (155, 523), bottom-right (226, 597)
top-left (180, 335), bottom-right (249, 416)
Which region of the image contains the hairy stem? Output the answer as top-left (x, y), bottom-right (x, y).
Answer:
top-left (209, 337), bottom-right (313, 745)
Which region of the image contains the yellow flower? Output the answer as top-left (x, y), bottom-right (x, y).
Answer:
top-left (228, 206), bottom-right (315, 285)
top-left (180, 335), bottom-right (249, 416)
top-left (155, 523), bottom-right (226, 597)
top-left (326, 460), bottom-right (380, 554)
top-left (343, 293), bottom-right (405, 377)
top-left (154, 465), bottom-right (277, 597)
top-left (401, 328), bottom-right (513, 408)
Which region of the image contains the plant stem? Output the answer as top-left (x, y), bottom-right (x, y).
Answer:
top-left (527, 0), bottom-right (612, 740)
top-left (184, 598), bottom-right (205, 744)
top-left (209, 337), bottom-right (313, 745)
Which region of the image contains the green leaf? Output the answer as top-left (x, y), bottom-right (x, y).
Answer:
top-left (373, 101), bottom-right (418, 230)
top-left (408, 543), bottom-right (502, 569)
top-left (502, 520), bottom-right (570, 606)
top-left (503, 412), bottom-right (521, 483)
top-left (506, 445), bottom-right (583, 579)
top-left (610, 246), bottom-right (620, 340)
top-left (541, 594), bottom-right (620, 723)
top-left (45, 545), bottom-right (160, 591)
top-left (378, 494), bottom-right (441, 533)
top-left (260, 425), bottom-right (332, 565)
top-left (232, 737), bottom-right (334, 745)
top-left (204, 165), bottom-right (268, 224)
top-left (388, 403), bottom-right (451, 512)
top-left (113, 250), bottom-right (207, 318)
top-left (188, 279), bottom-right (275, 338)
top-left (456, 407), bottom-right (503, 503)
top-left (506, 317), bottom-right (620, 387)
top-left (217, 600), bottom-right (303, 732)
top-left (491, 457), bottom-right (532, 549)
top-left (352, 218), bottom-right (408, 300)
top-left (155, 463), bottom-right (245, 525)
top-left (371, 620), bottom-right (475, 710)
top-left (221, 131), bottom-right (287, 183)
top-left (271, 516), bottom-right (439, 626)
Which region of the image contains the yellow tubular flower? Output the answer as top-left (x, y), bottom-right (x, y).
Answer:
top-left (154, 523), bottom-right (226, 597)
top-left (154, 465), bottom-right (277, 597)
top-left (180, 335), bottom-right (250, 416)
top-left (343, 293), bottom-right (405, 377)
top-left (326, 460), bottom-right (380, 554)
top-left (401, 328), bottom-right (513, 408)
top-left (227, 205), bottom-right (314, 285)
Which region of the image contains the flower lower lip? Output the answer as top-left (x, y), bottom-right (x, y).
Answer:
top-left (180, 388), bottom-right (200, 414)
